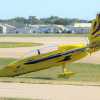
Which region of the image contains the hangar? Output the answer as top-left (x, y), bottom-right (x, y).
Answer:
top-left (74, 23), bottom-right (92, 33)
top-left (0, 22), bottom-right (92, 34)
top-left (0, 24), bottom-right (6, 34)
top-left (0, 22), bottom-right (37, 34)
top-left (35, 25), bottom-right (68, 33)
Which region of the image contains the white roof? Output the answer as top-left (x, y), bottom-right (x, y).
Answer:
top-left (74, 23), bottom-right (92, 28)
top-left (0, 24), bottom-right (4, 27)
top-left (4, 24), bottom-right (16, 28)
top-left (0, 24), bottom-right (6, 28)
top-left (27, 25), bottom-right (40, 29)
top-left (46, 25), bottom-right (68, 30)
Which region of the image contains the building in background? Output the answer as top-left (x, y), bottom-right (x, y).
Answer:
top-left (0, 22), bottom-right (92, 34)
top-left (0, 22), bottom-right (25, 34)
top-left (4, 24), bottom-right (16, 33)
top-left (0, 24), bottom-right (6, 34)
top-left (35, 25), bottom-right (68, 33)
top-left (74, 23), bottom-right (92, 33)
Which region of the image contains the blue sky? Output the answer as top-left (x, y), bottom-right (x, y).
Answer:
top-left (0, 0), bottom-right (100, 20)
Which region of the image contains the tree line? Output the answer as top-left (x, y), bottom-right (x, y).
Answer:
top-left (0, 16), bottom-right (92, 25)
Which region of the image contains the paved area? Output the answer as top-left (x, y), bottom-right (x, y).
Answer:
top-left (0, 37), bottom-right (100, 100)
top-left (0, 82), bottom-right (100, 100)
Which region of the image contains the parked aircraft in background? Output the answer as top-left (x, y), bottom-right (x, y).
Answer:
top-left (0, 13), bottom-right (100, 78)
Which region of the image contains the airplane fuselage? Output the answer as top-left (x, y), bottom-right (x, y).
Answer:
top-left (0, 43), bottom-right (88, 77)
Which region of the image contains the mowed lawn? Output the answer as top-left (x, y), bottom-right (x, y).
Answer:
top-left (0, 42), bottom-right (43, 48)
top-left (0, 97), bottom-right (38, 100)
top-left (0, 58), bottom-right (100, 85)
top-left (0, 33), bottom-right (89, 37)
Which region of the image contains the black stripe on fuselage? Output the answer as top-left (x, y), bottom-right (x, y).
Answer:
top-left (24, 46), bottom-right (87, 64)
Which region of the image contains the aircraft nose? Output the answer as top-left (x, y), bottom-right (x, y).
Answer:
top-left (0, 68), bottom-right (5, 77)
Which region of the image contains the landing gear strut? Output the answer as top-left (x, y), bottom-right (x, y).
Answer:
top-left (58, 62), bottom-right (75, 79)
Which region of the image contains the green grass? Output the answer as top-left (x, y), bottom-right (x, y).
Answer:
top-left (0, 58), bottom-right (100, 85)
top-left (0, 97), bottom-right (40, 100)
top-left (0, 33), bottom-right (89, 37)
top-left (0, 42), bottom-right (43, 48)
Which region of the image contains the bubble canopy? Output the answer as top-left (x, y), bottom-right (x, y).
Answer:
top-left (20, 45), bottom-right (59, 59)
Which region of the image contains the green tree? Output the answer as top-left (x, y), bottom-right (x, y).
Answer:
top-left (53, 19), bottom-right (69, 25)
top-left (29, 16), bottom-right (36, 20)
top-left (0, 15), bottom-right (90, 25)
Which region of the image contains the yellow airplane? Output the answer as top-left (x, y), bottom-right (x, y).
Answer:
top-left (0, 13), bottom-right (100, 78)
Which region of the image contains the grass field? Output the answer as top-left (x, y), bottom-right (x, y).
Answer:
top-left (0, 58), bottom-right (100, 85)
top-left (0, 33), bottom-right (89, 37)
top-left (0, 97), bottom-right (39, 100)
top-left (0, 42), bottom-right (43, 48)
